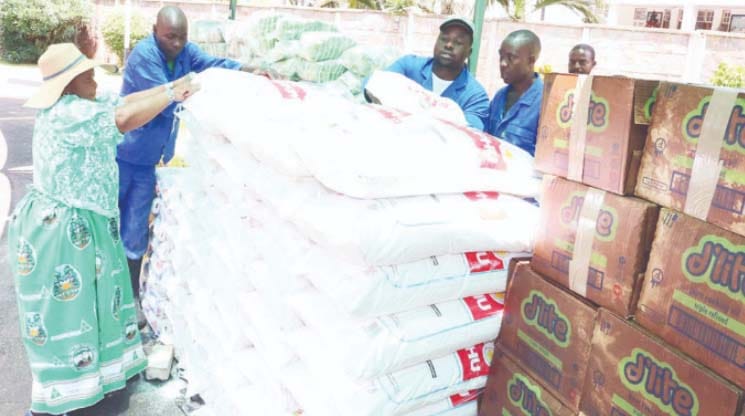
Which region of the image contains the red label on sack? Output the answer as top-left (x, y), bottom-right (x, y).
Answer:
top-left (370, 105), bottom-right (411, 123)
top-left (463, 191), bottom-right (501, 201)
top-left (440, 120), bottom-right (507, 170)
top-left (465, 251), bottom-right (506, 273)
top-left (464, 294), bottom-right (504, 321)
top-left (270, 81), bottom-right (307, 101)
top-left (448, 389), bottom-right (482, 407)
top-left (457, 343), bottom-right (492, 380)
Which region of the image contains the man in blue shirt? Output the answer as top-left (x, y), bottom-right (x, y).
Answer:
top-left (119, 6), bottom-right (253, 304)
top-left (486, 30), bottom-right (543, 155)
top-left (364, 17), bottom-right (489, 130)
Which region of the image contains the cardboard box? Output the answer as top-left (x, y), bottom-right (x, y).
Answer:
top-left (498, 262), bottom-right (597, 410)
top-left (582, 309), bottom-right (745, 416)
top-left (635, 82), bottom-right (745, 237)
top-left (531, 175), bottom-right (659, 317)
top-left (636, 208), bottom-right (745, 390)
top-left (479, 347), bottom-right (576, 416)
top-left (535, 73), bottom-right (656, 195)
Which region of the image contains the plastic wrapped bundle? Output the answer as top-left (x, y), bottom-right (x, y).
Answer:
top-left (195, 42), bottom-right (228, 58)
top-left (336, 71), bottom-right (362, 95)
top-left (340, 45), bottom-right (399, 77)
top-left (298, 31), bottom-right (356, 62)
top-left (190, 20), bottom-right (226, 43)
top-left (273, 58), bottom-right (305, 81)
top-left (265, 40), bottom-right (301, 63)
top-left (297, 59), bottom-right (347, 83)
top-left (272, 16), bottom-right (337, 41)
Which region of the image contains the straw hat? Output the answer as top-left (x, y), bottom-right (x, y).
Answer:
top-left (24, 43), bottom-right (116, 109)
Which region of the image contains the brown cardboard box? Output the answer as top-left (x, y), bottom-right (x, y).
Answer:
top-left (531, 175), bottom-right (659, 317)
top-left (636, 208), bottom-right (745, 390)
top-left (582, 309), bottom-right (745, 416)
top-left (498, 262), bottom-right (597, 410)
top-left (535, 73), bottom-right (656, 195)
top-left (635, 82), bottom-right (745, 237)
top-left (479, 347), bottom-right (576, 416)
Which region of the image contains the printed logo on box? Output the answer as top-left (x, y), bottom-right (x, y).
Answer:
top-left (683, 96), bottom-right (745, 152)
top-left (521, 290), bottom-right (571, 348)
top-left (464, 293), bottom-right (505, 321)
top-left (556, 91), bottom-right (610, 133)
top-left (682, 235), bottom-right (745, 302)
top-left (508, 373), bottom-right (553, 416)
top-left (560, 193), bottom-right (618, 242)
top-left (465, 251), bottom-right (506, 273)
top-left (618, 348), bottom-right (699, 416)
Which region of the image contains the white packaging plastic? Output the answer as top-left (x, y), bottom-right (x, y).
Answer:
top-left (364, 70), bottom-right (466, 124)
top-left (406, 389), bottom-right (482, 416)
top-left (288, 290), bottom-right (504, 379)
top-left (286, 341), bottom-right (494, 416)
top-left (303, 249), bottom-right (528, 317)
top-left (184, 68), bottom-right (541, 199)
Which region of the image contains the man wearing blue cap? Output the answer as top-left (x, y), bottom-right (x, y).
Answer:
top-left (364, 17), bottom-right (489, 130)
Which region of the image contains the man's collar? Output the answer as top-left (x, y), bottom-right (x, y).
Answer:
top-left (511, 73), bottom-right (543, 107)
top-left (422, 58), bottom-right (469, 90)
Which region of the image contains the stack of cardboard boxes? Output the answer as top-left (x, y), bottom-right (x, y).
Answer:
top-left (480, 74), bottom-right (745, 416)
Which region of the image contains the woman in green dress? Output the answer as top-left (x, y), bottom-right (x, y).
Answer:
top-left (9, 43), bottom-right (198, 416)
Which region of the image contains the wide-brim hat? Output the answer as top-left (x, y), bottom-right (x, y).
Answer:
top-left (440, 17), bottom-right (475, 37)
top-left (24, 43), bottom-right (117, 109)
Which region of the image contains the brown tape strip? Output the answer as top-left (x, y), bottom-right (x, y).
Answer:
top-left (567, 75), bottom-right (593, 182)
top-left (683, 88), bottom-right (737, 220)
top-left (568, 187), bottom-right (605, 297)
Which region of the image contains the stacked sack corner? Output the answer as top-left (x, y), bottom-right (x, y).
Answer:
top-left (141, 63), bottom-right (542, 416)
top-left (480, 72), bottom-right (745, 416)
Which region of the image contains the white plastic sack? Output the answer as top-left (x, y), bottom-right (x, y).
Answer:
top-left (178, 141), bottom-right (539, 265)
top-left (288, 290), bottom-right (504, 379)
top-left (185, 68), bottom-right (541, 199)
top-left (364, 70), bottom-right (466, 124)
top-left (407, 389), bottom-right (482, 416)
top-left (303, 249), bottom-right (528, 317)
top-left (285, 341), bottom-right (494, 416)
top-left (292, 103), bottom-right (541, 199)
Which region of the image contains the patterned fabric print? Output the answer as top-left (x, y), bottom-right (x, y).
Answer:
top-left (8, 192), bottom-right (146, 414)
top-left (32, 92), bottom-right (123, 218)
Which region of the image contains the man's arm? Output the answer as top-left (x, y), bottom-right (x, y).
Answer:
top-left (121, 52), bottom-right (179, 115)
top-left (187, 43), bottom-right (242, 73)
top-left (461, 88), bottom-right (490, 131)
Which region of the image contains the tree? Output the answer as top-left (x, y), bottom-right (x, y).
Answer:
top-left (492, 0), bottom-right (603, 23)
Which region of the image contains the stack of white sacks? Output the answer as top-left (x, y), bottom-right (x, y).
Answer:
top-left (143, 67), bottom-right (541, 415)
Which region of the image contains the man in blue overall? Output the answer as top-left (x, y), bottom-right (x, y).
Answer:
top-left (486, 30), bottom-right (543, 155)
top-left (119, 6), bottom-right (253, 314)
top-left (364, 17), bottom-right (490, 130)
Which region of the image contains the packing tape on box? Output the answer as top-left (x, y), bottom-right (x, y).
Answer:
top-left (567, 75), bottom-right (593, 182)
top-left (683, 88), bottom-right (737, 220)
top-left (568, 187), bottom-right (605, 297)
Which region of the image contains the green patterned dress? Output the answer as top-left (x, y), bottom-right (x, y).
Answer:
top-left (8, 92), bottom-right (147, 415)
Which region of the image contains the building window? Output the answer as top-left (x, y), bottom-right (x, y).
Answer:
top-left (721, 10), bottom-right (732, 31)
top-left (696, 9), bottom-right (714, 30)
top-left (633, 8), bottom-right (647, 26)
top-left (662, 9), bottom-right (671, 28)
top-left (646, 11), bottom-right (663, 28)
